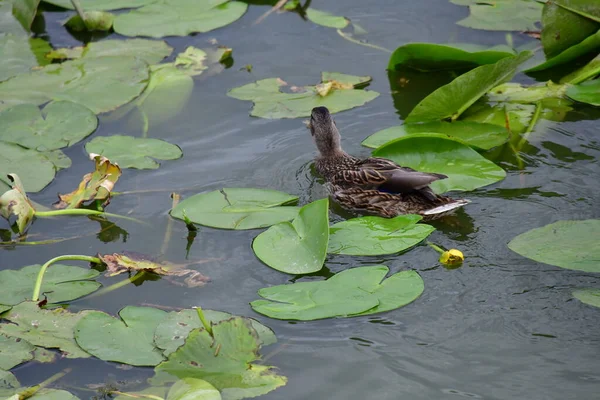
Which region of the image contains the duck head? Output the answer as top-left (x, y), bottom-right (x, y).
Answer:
top-left (307, 106), bottom-right (343, 157)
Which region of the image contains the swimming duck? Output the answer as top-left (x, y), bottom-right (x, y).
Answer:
top-left (307, 106), bottom-right (469, 218)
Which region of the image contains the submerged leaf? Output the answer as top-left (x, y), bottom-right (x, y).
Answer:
top-left (450, 0), bottom-right (542, 31)
top-left (172, 46), bottom-right (208, 76)
top-left (573, 288), bottom-right (600, 308)
top-left (170, 188), bottom-right (300, 230)
top-left (251, 266), bottom-right (424, 320)
top-left (252, 199), bottom-right (329, 274)
top-left (0, 174), bottom-right (35, 233)
top-left (305, 8), bottom-right (349, 29)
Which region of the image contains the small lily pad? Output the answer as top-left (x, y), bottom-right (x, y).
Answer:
top-left (0, 333), bottom-right (35, 370)
top-left (450, 0), bottom-right (542, 31)
top-left (167, 378), bottom-right (221, 400)
top-left (0, 264), bottom-right (100, 306)
top-left (0, 142), bottom-right (56, 193)
top-left (0, 101), bottom-right (97, 151)
top-left (252, 199), bottom-right (329, 274)
top-left (74, 306), bottom-right (167, 366)
top-left (305, 8), bottom-right (349, 29)
top-left (170, 188), bottom-right (300, 230)
top-left (362, 121), bottom-right (509, 150)
top-left (42, 150), bottom-right (72, 171)
top-left (251, 266), bottom-right (424, 320)
top-left (0, 35), bottom-right (51, 82)
top-left (372, 134), bottom-right (506, 193)
top-left (227, 72), bottom-right (379, 118)
top-left (508, 220), bottom-right (600, 273)
top-left (328, 214), bottom-right (435, 256)
top-left (46, 39), bottom-right (173, 64)
top-left (566, 79), bottom-right (600, 106)
top-left (573, 288), bottom-right (600, 308)
top-left (113, 0), bottom-right (248, 38)
top-left (84, 135), bottom-right (182, 169)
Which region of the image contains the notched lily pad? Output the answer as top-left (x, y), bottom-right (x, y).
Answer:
top-left (0, 174), bottom-right (35, 233)
top-left (227, 72), bottom-right (379, 118)
top-left (85, 135), bottom-right (182, 169)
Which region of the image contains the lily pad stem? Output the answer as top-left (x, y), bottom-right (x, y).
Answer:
top-left (32, 255), bottom-right (101, 301)
top-left (194, 306), bottom-right (213, 337)
top-left (426, 241), bottom-right (445, 254)
top-left (69, 0), bottom-right (88, 30)
top-left (84, 271), bottom-right (146, 300)
top-left (17, 368), bottom-right (72, 398)
top-left (518, 100), bottom-right (542, 149)
top-left (36, 209), bottom-right (147, 225)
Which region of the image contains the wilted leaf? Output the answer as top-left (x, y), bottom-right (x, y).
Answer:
top-left (0, 174), bottom-right (35, 233)
top-left (65, 11), bottom-right (115, 31)
top-left (251, 266), bottom-right (424, 320)
top-left (450, 0), bottom-right (542, 31)
top-left (305, 8), bottom-right (349, 29)
top-left (46, 39), bottom-right (173, 64)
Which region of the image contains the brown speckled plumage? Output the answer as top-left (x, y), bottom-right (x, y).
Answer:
top-left (307, 106), bottom-right (469, 218)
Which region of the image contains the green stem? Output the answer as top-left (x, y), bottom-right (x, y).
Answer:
top-left (36, 209), bottom-right (147, 225)
top-left (32, 256), bottom-right (100, 301)
top-left (85, 271), bottom-right (146, 300)
top-left (504, 105), bottom-right (525, 170)
top-left (109, 391), bottom-right (164, 400)
top-left (426, 241), bottom-right (445, 254)
top-left (195, 307), bottom-right (213, 337)
top-left (336, 29), bottom-right (391, 53)
top-left (517, 100), bottom-right (542, 150)
top-left (18, 368), bottom-right (72, 399)
top-left (69, 0), bottom-right (88, 29)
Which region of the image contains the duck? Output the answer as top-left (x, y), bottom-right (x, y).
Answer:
top-left (306, 106), bottom-right (469, 218)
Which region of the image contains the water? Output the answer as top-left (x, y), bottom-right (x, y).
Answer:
top-left (3, 1), bottom-right (600, 399)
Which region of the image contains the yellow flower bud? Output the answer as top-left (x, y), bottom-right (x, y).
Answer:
top-left (439, 249), bottom-right (464, 267)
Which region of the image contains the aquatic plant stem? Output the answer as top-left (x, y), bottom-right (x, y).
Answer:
top-left (159, 193), bottom-right (180, 256)
top-left (85, 271), bottom-right (146, 300)
top-left (195, 306), bottom-right (213, 337)
top-left (18, 368), bottom-right (72, 398)
top-left (69, 0), bottom-right (88, 30)
top-left (518, 101), bottom-right (542, 149)
top-left (32, 255), bottom-right (101, 301)
top-left (36, 208), bottom-right (147, 225)
top-left (426, 241), bottom-right (445, 254)
top-left (336, 29), bottom-right (391, 53)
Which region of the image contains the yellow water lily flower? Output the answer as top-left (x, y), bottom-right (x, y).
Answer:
top-left (439, 249), bottom-right (464, 266)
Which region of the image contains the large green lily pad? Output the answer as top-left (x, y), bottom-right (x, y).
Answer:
top-left (0, 141), bottom-right (56, 193)
top-left (388, 43), bottom-right (514, 71)
top-left (84, 135), bottom-right (182, 169)
top-left (0, 264), bottom-right (100, 306)
top-left (42, 0), bottom-right (157, 10)
top-left (406, 51), bottom-right (532, 122)
top-left (113, 0), bottom-right (248, 38)
top-left (74, 306), bottom-right (167, 366)
top-left (0, 333), bottom-right (35, 370)
top-left (154, 308), bottom-right (276, 356)
top-left (251, 266), bottom-right (424, 320)
top-left (0, 101), bottom-right (97, 151)
top-left (0, 35), bottom-right (51, 82)
top-left (46, 39), bottom-right (173, 64)
top-left (573, 288), bottom-right (600, 308)
top-left (373, 134), bottom-right (506, 193)
top-left (566, 79), bottom-right (600, 105)
top-left (362, 120), bottom-right (509, 150)
top-left (508, 220), bottom-right (600, 272)
top-left (0, 56), bottom-right (149, 114)
top-left (450, 0), bottom-right (542, 31)
top-left (155, 317), bottom-right (286, 400)
top-left (167, 378), bottom-right (221, 400)
top-left (170, 188), bottom-right (300, 230)
top-left (252, 199), bottom-right (329, 274)
top-left (305, 8), bottom-right (349, 29)
top-left (328, 214), bottom-right (435, 256)
top-left (0, 301), bottom-right (91, 358)
top-left (527, 29), bottom-right (600, 73)
top-left (227, 72), bottom-right (379, 118)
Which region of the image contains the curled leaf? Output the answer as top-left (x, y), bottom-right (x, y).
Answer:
top-left (0, 174), bottom-right (35, 233)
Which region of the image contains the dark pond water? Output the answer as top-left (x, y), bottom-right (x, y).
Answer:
top-left (3, 1), bottom-right (600, 399)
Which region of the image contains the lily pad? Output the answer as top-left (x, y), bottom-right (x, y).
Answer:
top-left (42, 0), bottom-right (157, 10)
top-left (0, 142), bottom-right (56, 193)
top-left (0, 301), bottom-right (91, 358)
top-left (5, 0), bottom-right (39, 31)
top-left (74, 306), bottom-right (167, 366)
top-left (155, 317), bottom-right (286, 400)
top-left (0, 174), bottom-right (35, 234)
top-left (527, 29), bottom-right (600, 72)
top-left (372, 134), bottom-right (506, 193)
top-left (305, 8), bottom-right (349, 29)
top-left (46, 39), bottom-right (173, 64)
top-left (566, 78), bottom-right (600, 105)
top-left (154, 308), bottom-right (276, 356)
top-left (573, 288), bottom-right (600, 308)
top-left (362, 120), bottom-right (509, 150)
top-left (65, 11), bottom-right (114, 31)
top-left (0, 333), bottom-right (35, 370)
top-left (508, 219), bottom-right (600, 272)
top-left (42, 150), bottom-right (72, 171)
top-left (0, 101), bottom-right (97, 151)
top-left (0, 264), bottom-right (100, 306)
top-left (0, 305), bottom-right (11, 314)
top-left (405, 51), bottom-right (532, 122)
top-left (251, 266), bottom-right (424, 320)
top-left (388, 43), bottom-right (514, 71)
top-left (227, 72), bottom-right (379, 118)
top-left (328, 214), bottom-right (435, 256)
top-left (0, 2), bottom-right (26, 36)
top-left (84, 135), bottom-right (182, 169)
top-left (167, 378), bottom-right (221, 400)
top-left (252, 199), bottom-right (329, 274)
top-left (450, 0), bottom-right (542, 31)
top-left (0, 35), bottom-right (51, 82)
top-left (113, 0), bottom-right (248, 38)
top-left (0, 56), bottom-right (149, 114)
top-left (170, 188), bottom-right (300, 230)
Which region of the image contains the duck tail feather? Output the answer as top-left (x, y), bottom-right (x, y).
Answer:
top-left (422, 199), bottom-right (470, 215)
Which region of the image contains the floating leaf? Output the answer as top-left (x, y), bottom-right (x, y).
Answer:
top-left (170, 188), bottom-right (300, 230)
top-left (0, 174), bottom-right (35, 233)
top-left (84, 135), bottom-right (182, 169)
top-left (362, 120), bottom-right (509, 150)
top-left (46, 39), bottom-right (172, 64)
top-left (405, 51), bottom-right (533, 122)
top-left (373, 134), bottom-right (506, 193)
top-left (566, 78), bottom-right (600, 105)
top-left (42, 149), bottom-right (72, 171)
top-left (461, 101), bottom-right (536, 134)
top-left (0, 333), bottom-right (35, 370)
top-left (305, 8), bottom-right (349, 29)
top-left (65, 11), bottom-right (114, 31)
top-left (43, 0), bottom-right (157, 10)
top-left (0, 35), bottom-right (51, 82)
top-left (508, 219), bottom-right (600, 273)
top-left (227, 72), bottom-right (379, 118)
top-left (328, 215), bottom-right (435, 256)
top-left (0, 305), bottom-right (11, 314)
top-left (0, 143), bottom-right (55, 193)
top-left (252, 199), bottom-right (329, 274)
top-left (75, 306), bottom-right (167, 366)
top-left (388, 43), bottom-right (514, 71)
top-left (155, 317), bottom-right (286, 400)
top-left (251, 266), bottom-right (424, 320)
top-left (0, 101), bottom-right (97, 151)
top-left (167, 378), bottom-right (221, 400)
top-left (0, 369), bottom-right (20, 396)
top-left (113, 0), bottom-right (248, 38)
top-left (573, 288), bottom-right (600, 308)
top-left (0, 56), bottom-right (149, 114)
top-left (450, 0), bottom-right (542, 31)
top-left (0, 301), bottom-right (91, 358)
top-left (0, 264), bottom-right (100, 306)
top-left (54, 154), bottom-right (121, 209)
top-left (527, 29), bottom-right (600, 72)
top-left (154, 308), bottom-right (276, 357)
